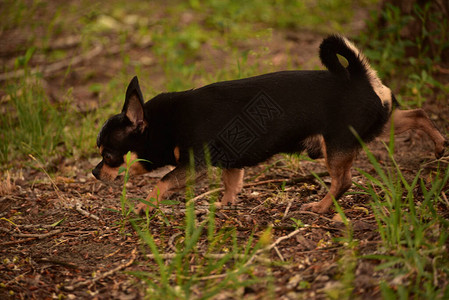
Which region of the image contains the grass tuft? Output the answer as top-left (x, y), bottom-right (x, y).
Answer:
top-left (0, 76), bottom-right (68, 166)
top-left (354, 137), bottom-right (449, 298)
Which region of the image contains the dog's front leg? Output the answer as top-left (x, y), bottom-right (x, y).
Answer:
top-left (135, 165), bottom-right (204, 214)
top-left (219, 168), bottom-right (244, 206)
top-left (301, 150), bottom-right (356, 213)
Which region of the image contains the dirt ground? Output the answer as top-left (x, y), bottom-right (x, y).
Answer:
top-left (1, 126), bottom-right (449, 299)
top-left (1, 4), bottom-right (449, 299)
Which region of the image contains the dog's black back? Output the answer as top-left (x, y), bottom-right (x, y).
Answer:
top-left (145, 70), bottom-right (389, 169)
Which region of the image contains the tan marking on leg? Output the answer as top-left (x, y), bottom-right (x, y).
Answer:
top-left (382, 109), bottom-right (448, 158)
top-left (174, 146), bottom-right (180, 163)
top-left (147, 179), bottom-right (170, 203)
top-left (301, 150), bottom-right (355, 214)
top-left (220, 168), bottom-right (244, 206)
top-left (135, 179), bottom-right (172, 213)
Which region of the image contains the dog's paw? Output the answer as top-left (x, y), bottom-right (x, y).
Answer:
top-left (435, 140), bottom-right (448, 159)
top-left (213, 201), bottom-right (232, 209)
top-left (134, 202), bottom-right (155, 215)
top-left (300, 202), bottom-right (330, 214)
top-left (214, 201), bottom-right (223, 209)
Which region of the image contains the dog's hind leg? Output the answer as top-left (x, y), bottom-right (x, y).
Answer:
top-left (384, 109), bottom-right (448, 158)
top-left (220, 168), bottom-right (244, 206)
top-left (301, 150), bottom-right (356, 214)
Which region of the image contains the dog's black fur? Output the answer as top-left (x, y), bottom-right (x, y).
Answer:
top-left (93, 35), bottom-right (447, 214)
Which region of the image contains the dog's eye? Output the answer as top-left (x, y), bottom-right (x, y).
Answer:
top-left (103, 153), bottom-right (113, 164)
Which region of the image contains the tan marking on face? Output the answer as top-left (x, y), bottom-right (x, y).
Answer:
top-left (99, 145), bottom-right (104, 154)
top-left (125, 152), bottom-right (148, 175)
top-left (174, 146), bottom-right (180, 163)
top-left (99, 163), bottom-right (119, 181)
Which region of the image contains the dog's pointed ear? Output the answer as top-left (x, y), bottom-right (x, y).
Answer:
top-left (122, 76), bottom-right (146, 130)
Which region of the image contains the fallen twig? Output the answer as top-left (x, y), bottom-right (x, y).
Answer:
top-left (37, 258), bottom-right (79, 269)
top-left (7, 229), bottom-right (62, 239)
top-left (282, 201), bottom-right (293, 220)
top-left (1, 37), bottom-right (154, 82)
top-left (187, 171), bottom-right (330, 206)
top-left (168, 232), bottom-right (183, 252)
top-left (259, 228), bottom-right (304, 254)
top-left (441, 192), bottom-right (449, 208)
top-left (196, 228), bottom-right (306, 280)
top-left (158, 207), bottom-right (210, 215)
top-left (145, 252), bottom-right (271, 265)
top-left (3, 271), bottom-right (30, 287)
top-left (0, 45), bottom-right (102, 81)
top-left (63, 248), bottom-right (137, 291)
top-left (0, 238), bottom-right (35, 246)
top-left (297, 210), bottom-right (334, 223)
top-left (141, 227), bottom-right (306, 282)
top-left (0, 229), bottom-right (62, 246)
top-left (274, 246), bottom-right (285, 262)
top-left (74, 202), bottom-right (100, 221)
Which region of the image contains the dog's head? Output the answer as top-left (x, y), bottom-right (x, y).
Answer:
top-left (92, 76), bottom-right (149, 181)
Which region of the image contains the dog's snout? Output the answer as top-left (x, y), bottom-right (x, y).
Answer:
top-left (92, 167), bottom-right (100, 179)
top-left (92, 161), bottom-right (103, 179)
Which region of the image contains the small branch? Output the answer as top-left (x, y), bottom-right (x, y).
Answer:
top-left (186, 188), bottom-right (223, 205)
top-left (145, 227), bottom-right (306, 282)
top-left (282, 200), bottom-right (293, 219)
top-left (200, 228), bottom-right (305, 280)
top-left (187, 171), bottom-right (330, 205)
top-left (63, 248), bottom-right (137, 291)
top-left (74, 202), bottom-right (100, 221)
top-left (158, 207), bottom-right (210, 215)
top-left (274, 246), bottom-right (285, 262)
top-left (0, 238), bottom-right (35, 246)
top-left (37, 258), bottom-right (79, 269)
top-left (441, 192), bottom-right (449, 208)
top-left (297, 210), bottom-right (335, 223)
top-left (168, 232), bottom-right (183, 252)
top-left (145, 252), bottom-right (271, 264)
top-left (0, 45), bottom-right (102, 81)
top-left (0, 229), bottom-right (62, 246)
top-left (10, 229), bottom-right (62, 239)
top-left (260, 228), bottom-right (304, 254)
top-left (3, 271), bottom-right (30, 287)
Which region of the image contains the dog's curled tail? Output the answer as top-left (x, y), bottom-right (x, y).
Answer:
top-left (319, 35), bottom-right (393, 108)
top-left (319, 35), bottom-right (373, 81)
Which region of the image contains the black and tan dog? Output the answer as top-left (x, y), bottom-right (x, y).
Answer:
top-left (93, 35), bottom-right (447, 214)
